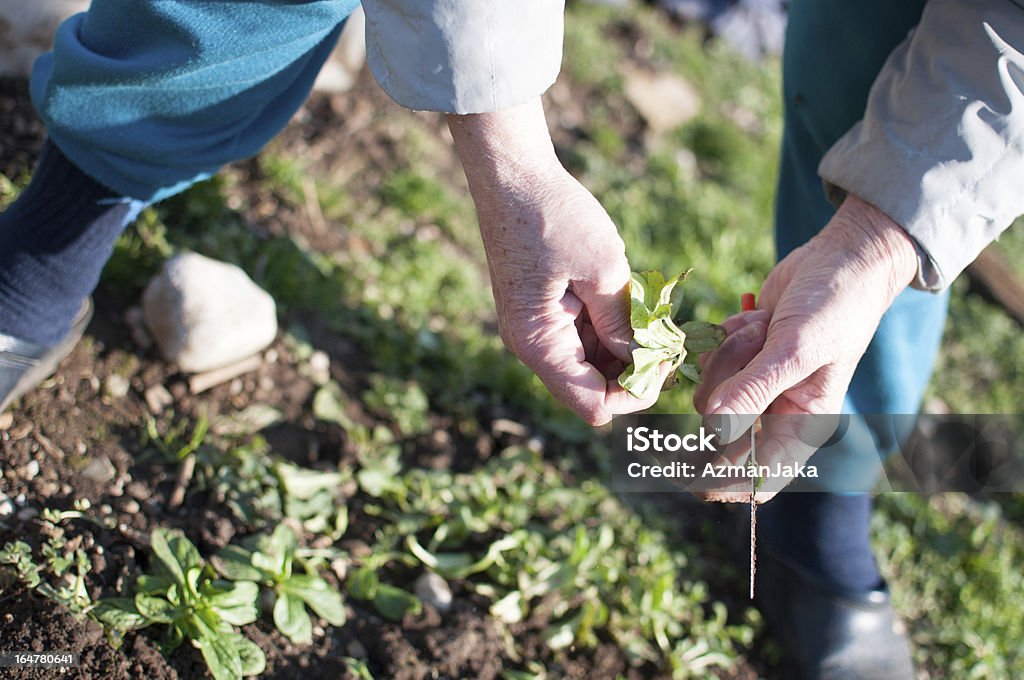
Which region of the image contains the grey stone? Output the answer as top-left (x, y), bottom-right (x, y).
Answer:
top-left (143, 253), bottom-right (278, 373)
top-left (623, 68), bottom-right (702, 134)
top-left (81, 456), bottom-right (116, 484)
top-left (414, 572), bottom-right (453, 613)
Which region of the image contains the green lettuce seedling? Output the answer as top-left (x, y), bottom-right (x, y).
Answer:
top-left (212, 524), bottom-right (347, 645)
top-left (92, 528), bottom-right (264, 680)
top-left (618, 270), bottom-right (726, 401)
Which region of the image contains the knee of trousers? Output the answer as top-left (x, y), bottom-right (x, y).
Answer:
top-left (29, 0), bottom-right (358, 202)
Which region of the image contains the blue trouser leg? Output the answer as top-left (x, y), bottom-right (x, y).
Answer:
top-left (0, 1), bottom-right (357, 347)
top-left (30, 0), bottom-right (359, 202)
top-left (761, 0), bottom-right (949, 591)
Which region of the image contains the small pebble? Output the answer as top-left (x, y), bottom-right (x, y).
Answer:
top-left (81, 456), bottom-right (116, 484)
top-left (24, 460), bottom-right (40, 480)
top-left (104, 374), bottom-right (131, 399)
top-left (121, 499), bottom-right (141, 514)
top-left (0, 412), bottom-right (13, 430)
top-left (331, 558), bottom-right (348, 582)
top-left (144, 384), bottom-right (174, 415)
top-left (0, 497), bottom-right (14, 518)
top-left (17, 507), bottom-right (38, 522)
top-left (347, 640), bottom-right (367, 658)
top-left (308, 350), bottom-right (331, 385)
top-left (414, 572), bottom-right (453, 614)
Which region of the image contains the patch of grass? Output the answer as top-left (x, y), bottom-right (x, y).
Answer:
top-left (873, 493), bottom-right (1024, 678)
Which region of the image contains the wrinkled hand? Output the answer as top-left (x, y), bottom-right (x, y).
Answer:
top-left (449, 99), bottom-right (662, 425)
top-left (695, 194), bottom-right (918, 420)
top-left (691, 195), bottom-right (918, 501)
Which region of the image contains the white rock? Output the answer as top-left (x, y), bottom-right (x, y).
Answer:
top-left (313, 6), bottom-right (366, 94)
top-left (0, 0), bottom-right (89, 77)
top-left (307, 350), bottom-right (331, 386)
top-left (104, 374), bottom-right (131, 399)
top-left (623, 68), bottom-right (702, 134)
top-left (0, 494), bottom-right (13, 517)
top-left (143, 253), bottom-right (278, 373)
top-left (24, 460), bottom-right (40, 480)
top-left (414, 572), bottom-right (453, 613)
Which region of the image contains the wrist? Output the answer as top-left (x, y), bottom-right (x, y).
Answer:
top-left (447, 98), bottom-right (563, 197)
top-left (821, 194), bottom-right (918, 299)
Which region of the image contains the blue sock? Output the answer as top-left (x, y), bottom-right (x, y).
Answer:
top-left (0, 141), bottom-right (145, 347)
top-left (759, 492), bottom-right (882, 592)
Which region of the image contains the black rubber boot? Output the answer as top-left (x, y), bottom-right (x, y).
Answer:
top-left (756, 546), bottom-right (915, 680)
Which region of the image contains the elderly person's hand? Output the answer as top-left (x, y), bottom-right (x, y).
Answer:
top-left (686, 195), bottom-right (918, 502)
top-left (695, 194), bottom-right (918, 421)
top-left (448, 98), bottom-right (663, 425)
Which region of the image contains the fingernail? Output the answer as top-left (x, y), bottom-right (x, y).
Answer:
top-left (705, 407), bottom-right (739, 444)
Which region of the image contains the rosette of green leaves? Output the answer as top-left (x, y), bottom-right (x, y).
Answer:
top-left (92, 528), bottom-right (264, 680)
top-left (618, 271), bottom-right (725, 401)
top-left (212, 524), bottom-right (346, 645)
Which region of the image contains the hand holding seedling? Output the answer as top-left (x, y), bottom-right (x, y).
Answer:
top-left (449, 98), bottom-right (665, 425)
top-left (696, 195), bottom-right (917, 421)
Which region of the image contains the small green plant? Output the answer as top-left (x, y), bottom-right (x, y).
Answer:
top-left (363, 374), bottom-right (431, 436)
top-left (618, 270), bottom-right (725, 401)
top-left (93, 528), bottom-right (264, 680)
top-left (0, 533), bottom-right (93, 615)
top-left (213, 524), bottom-right (347, 645)
top-left (346, 559), bottom-right (423, 622)
top-left (0, 541), bottom-right (42, 589)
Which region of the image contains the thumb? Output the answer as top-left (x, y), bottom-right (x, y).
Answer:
top-left (574, 260), bottom-right (633, 363)
top-left (704, 330), bottom-right (819, 421)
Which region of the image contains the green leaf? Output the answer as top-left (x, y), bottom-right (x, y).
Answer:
top-left (206, 581), bottom-right (260, 626)
top-left (275, 462), bottom-right (346, 500)
top-left (619, 269), bottom-right (716, 399)
top-left (134, 593), bottom-right (178, 624)
top-left (92, 598), bottom-right (150, 632)
top-left (282, 574), bottom-right (347, 626)
top-left (150, 528), bottom-right (202, 588)
top-left (680, 321), bottom-right (726, 354)
top-left (312, 382), bottom-right (355, 429)
top-left (347, 566), bottom-right (379, 600)
top-left (233, 633), bottom-right (267, 677)
top-left (490, 591), bottom-right (525, 624)
top-left (212, 545), bottom-right (263, 582)
top-left (136, 573), bottom-right (175, 595)
top-left (251, 524), bottom-right (296, 577)
top-left (195, 623), bottom-right (244, 680)
top-left (678, 363), bottom-right (703, 384)
top-left (212, 404), bottom-right (282, 437)
top-left (273, 591), bottom-right (313, 645)
top-left (373, 584), bottom-right (421, 621)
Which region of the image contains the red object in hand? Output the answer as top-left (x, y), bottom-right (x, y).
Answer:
top-left (741, 293), bottom-right (756, 312)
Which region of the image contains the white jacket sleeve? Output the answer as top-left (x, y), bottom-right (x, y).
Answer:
top-left (819, 0), bottom-right (1024, 291)
top-left (362, 0), bottom-right (565, 114)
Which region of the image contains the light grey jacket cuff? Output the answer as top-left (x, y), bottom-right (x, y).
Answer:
top-left (819, 0), bottom-right (1024, 292)
top-left (363, 0), bottom-right (565, 114)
